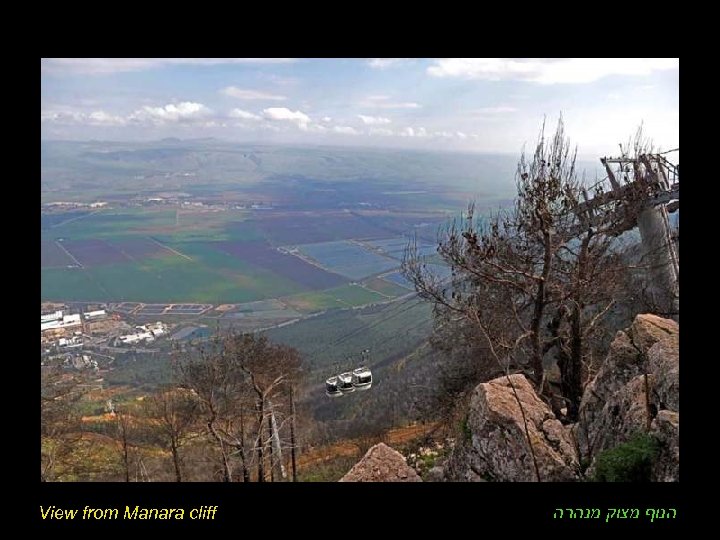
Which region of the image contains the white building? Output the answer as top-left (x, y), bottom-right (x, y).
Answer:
top-left (41, 310), bottom-right (63, 323)
top-left (41, 312), bottom-right (82, 333)
top-left (58, 336), bottom-right (82, 348)
top-left (84, 310), bottom-right (107, 320)
top-left (149, 321), bottom-right (166, 337)
top-left (41, 320), bottom-right (63, 332)
top-left (62, 314), bottom-right (82, 327)
top-left (119, 331), bottom-right (155, 344)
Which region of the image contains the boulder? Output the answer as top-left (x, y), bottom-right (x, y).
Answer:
top-left (578, 314), bottom-right (679, 481)
top-left (578, 314), bottom-right (678, 450)
top-left (340, 443), bottom-right (422, 482)
top-left (445, 374), bottom-right (579, 482)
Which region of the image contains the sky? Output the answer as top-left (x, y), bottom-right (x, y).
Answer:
top-left (41, 58), bottom-right (679, 158)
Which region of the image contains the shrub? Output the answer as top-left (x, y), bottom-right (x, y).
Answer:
top-left (593, 433), bottom-right (660, 482)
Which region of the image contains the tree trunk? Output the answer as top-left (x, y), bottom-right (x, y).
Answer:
top-left (530, 229), bottom-right (552, 386)
top-left (170, 440), bottom-right (182, 482)
top-left (290, 387), bottom-right (298, 482)
top-left (256, 400), bottom-right (265, 482)
top-left (207, 418), bottom-right (232, 482)
top-left (565, 305), bottom-right (583, 421)
top-left (239, 408), bottom-right (250, 482)
top-left (267, 411), bottom-right (275, 482)
top-left (563, 233), bottom-right (590, 422)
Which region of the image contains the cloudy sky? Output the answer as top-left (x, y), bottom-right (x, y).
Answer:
top-left (41, 58), bottom-right (679, 157)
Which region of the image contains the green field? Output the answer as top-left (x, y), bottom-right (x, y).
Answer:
top-left (362, 277), bottom-right (412, 298)
top-left (41, 267), bottom-right (110, 301)
top-left (281, 284), bottom-right (387, 314)
top-left (40, 208), bottom-right (309, 303)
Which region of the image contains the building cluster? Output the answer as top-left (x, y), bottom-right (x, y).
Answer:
top-left (58, 336), bottom-right (83, 348)
top-left (42, 201), bottom-right (107, 210)
top-left (117, 322), bottom-right (167, 345)
top-left (41, 309), bottom-right (107, 333)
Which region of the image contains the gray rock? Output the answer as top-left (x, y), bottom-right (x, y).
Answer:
top-left (577, 313), bottom-right (679, 481)
top-left (650, 410), bottom-right (679, 482)
top-left (424, 466), bottom-right (446, 482)
top-left (445, 374), bottom-right (579, 482)
top-left (340, 443), bottom-right (422, 482)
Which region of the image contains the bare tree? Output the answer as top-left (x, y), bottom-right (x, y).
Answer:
top-left (113, 408), bottom-right (138, 482)
top-left (176, 332), bottom-right (302, 482)
top-left (403, 117), bottom-right (627, 423)
top-left (40, 358), bottom-right (87, 482)
top-left (144, 387), bottom-right (200, 482)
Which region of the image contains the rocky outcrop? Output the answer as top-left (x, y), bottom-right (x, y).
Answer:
top-left (651, 410), bottom-right (679, 482)
top-left (438, 314), bottom-right (678, 482)
top-left (577, 314), bottom-right (679, 481)
top-left (445, 374), bottom-right (579, 482)
top-left (340, 443), bottom-right (422, 482)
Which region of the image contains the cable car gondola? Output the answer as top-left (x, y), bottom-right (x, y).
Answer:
top-left (325, 376), bottom-right (342, 398)
top-left (351, 366), bottom-right (372, 390)
top-left (337, 372), bottom-right (355, 393)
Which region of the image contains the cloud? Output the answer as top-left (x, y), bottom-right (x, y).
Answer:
top-left (42, 58), bottom-right (296, 75)
top-left (333, 126), bottom-right (359, 135)
top-left (41, 107), bottom-right (127, 126)
top-left (400, 127), bottom-right (415, 137)
top-left (41, 108), bottom-right (86, 124)
top-left (472, 106), bottom-right (517, 114)
top-left (221, 86), bottom-right (286, 101)
top-left (130, 102), bottom-right (212, 124)
top-left (367, 58), bottom-right (410, 69)
top-left (360, 95), bottom-right (421, 109)
top-left (87, 111), bottom-right (127, 126)
top-left (321, 116), bottom-right (333, 123)
top-left (427, 58), bottom-right (679, 84)
top-left (42, 102), bottom-right (213, 127)
top-left (358, 114), bottom-right (391, 125)
top-left (262, 107), bottom-right (311, 129)
top-left (229, 108), bottom-right (261, 120)
top-left (369, 127), bottom-right (394, 136)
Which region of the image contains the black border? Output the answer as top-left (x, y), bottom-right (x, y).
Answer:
top-left (35, 20), bottom-right (687, 533)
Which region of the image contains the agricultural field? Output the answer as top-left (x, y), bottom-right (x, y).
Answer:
top-left (216, 241), bottom-right (346, 289)
top-left (382, 272), bottom-right (416, 290)
top-left (41, 142), bottom-right (508, 310)
top-left (40, 202), bottom-right (450, 307)
top-left (41, 240), bottom-right (75, 268)
top-left (40, 208), bottom-right (319, 304)
top-left (280, 284), bottom-right (387, 314)
top-left (254, 212), bottom-right (394, 245)
top-left (296, 241), bottom-right (399, 281)
top-left (221, 299), bottom-right (303, 321)
top-left (362, 277), bottom-right (414, 298)
top-left (364, 237), bottom-right (437, 260)
top-left (41, 267), bottom-right (110, 300)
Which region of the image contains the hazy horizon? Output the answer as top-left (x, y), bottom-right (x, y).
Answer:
top-left (41, 58), bottom-right (679, 158)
